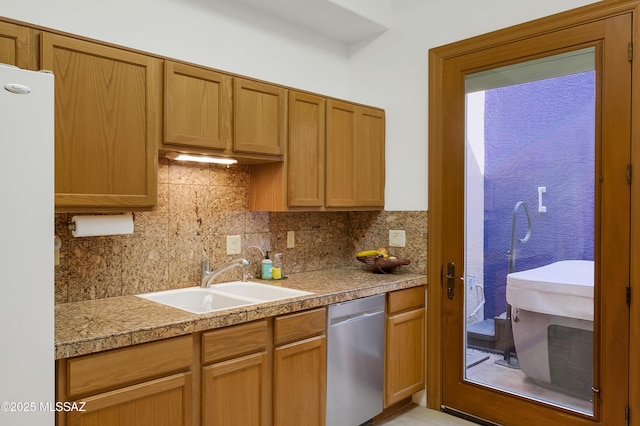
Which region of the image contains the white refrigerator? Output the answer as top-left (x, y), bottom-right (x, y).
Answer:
top-left (0, 63), bottom-right (54, 425)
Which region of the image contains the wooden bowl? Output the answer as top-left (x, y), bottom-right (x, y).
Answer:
top-left (356, 255), bottom-right (411, 273)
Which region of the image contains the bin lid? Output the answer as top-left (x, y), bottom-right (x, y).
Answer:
top-left (506, 260), bottom-right (593, 321)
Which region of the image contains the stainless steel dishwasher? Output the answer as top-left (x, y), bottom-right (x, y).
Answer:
top-left (326, 294), bottom-right (385, 426)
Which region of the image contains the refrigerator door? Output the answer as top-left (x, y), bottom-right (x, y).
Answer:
top-left (0, 64), bottom-right (54, 425)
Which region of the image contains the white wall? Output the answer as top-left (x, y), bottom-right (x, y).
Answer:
top-left (3, 0), bottom-right (600, 211)
top-left (1, 0), bottom-right (350, 96)
top-left (348, 0), bottom-right (600, 210)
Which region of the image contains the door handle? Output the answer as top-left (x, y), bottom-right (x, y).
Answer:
top-left (444, 262), bottom-right (463, 300)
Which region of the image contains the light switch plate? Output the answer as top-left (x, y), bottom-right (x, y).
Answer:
top-left (287, 231), bottom-right (295, 248)
top-left (227, 235), bottom-right (242, 255)
top-left (389, 230), bottom-right (406, 247)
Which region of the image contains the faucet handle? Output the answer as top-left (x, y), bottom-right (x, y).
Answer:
top-left (201, 259), bottom-right (211, 279)
top-left (241, 259), bottom-right (251, 282)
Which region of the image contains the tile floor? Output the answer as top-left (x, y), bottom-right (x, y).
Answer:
top-left (375, 405), bottom-right (476, 426)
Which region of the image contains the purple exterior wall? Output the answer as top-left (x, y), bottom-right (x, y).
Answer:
top-left (482, 71), bottom-right (595, 319)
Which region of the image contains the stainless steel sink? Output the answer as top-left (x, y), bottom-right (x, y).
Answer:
top-left (137, 281), bottom-right (313, 314)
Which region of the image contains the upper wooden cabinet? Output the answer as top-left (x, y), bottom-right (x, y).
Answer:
top-left (41, 32), bottom-right (161, 211)
top-left (163, 60), bottom-right (232, 153)
top-left (3, 17), bottom-right (384, 213)
top-left (326, 99), bottom-right (385, 208)
top-left (249, 94), bottom-right (385, 211)
top-left (233, 77), bottom-right (285, 156)
top-left (287, 91), bottom-right (325, 208)
top-left (0, 21), bottom-right (37, 70)
top-left (355, 107), bottom-right (386, 207)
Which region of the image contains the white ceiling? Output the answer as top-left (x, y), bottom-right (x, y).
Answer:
top-left (234, 0), bottom-right (391, 44)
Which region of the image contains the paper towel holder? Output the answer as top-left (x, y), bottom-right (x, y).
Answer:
top-left (67, 213), bottom-right (135, 231)
top-left (68, 213), bottom-right (135, 237)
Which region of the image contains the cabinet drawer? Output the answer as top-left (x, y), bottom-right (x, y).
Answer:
top-left (274, 308), bottom-right (326, 346)
top-left (387, 286), bottom-right (425, 315)
top-left (66, 335), bottom-right (192, 398)
top-left (202, 319), bottom-right (269, 364)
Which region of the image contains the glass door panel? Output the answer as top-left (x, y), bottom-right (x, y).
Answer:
top-left (464, 48), bottom-right (596, 415)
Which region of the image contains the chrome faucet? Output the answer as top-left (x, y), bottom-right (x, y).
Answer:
top-left (201, 258), bottom-right (250, 288)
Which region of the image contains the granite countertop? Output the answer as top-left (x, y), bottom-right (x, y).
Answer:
top-left (55, 267), bottom-right (427, 360)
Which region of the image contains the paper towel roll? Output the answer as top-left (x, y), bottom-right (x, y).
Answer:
top-left (71, 214), bottom-right (134, 237)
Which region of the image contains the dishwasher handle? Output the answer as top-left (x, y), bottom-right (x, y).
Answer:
top-left (329, 308), bottom-right (384, 327)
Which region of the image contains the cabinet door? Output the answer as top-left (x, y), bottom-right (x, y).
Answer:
top-left (202, 352), bottom-right (270, 426)
top-left (325, 99), bottom-right (356, 207)
top-left (0, 21), bottom-right (36, 69)
top-left (164, 61), bottom-right (232, 152)
top-left (233, 77), bottom-right (284, 156)
top-left (355, 107), bottom-right (385, 207)
top-left (273, 336), bottom-right (326, 426)
top-left (287, 91), bottom-right (325, 207)
top-left (385, 307), bottom-right (426, 407)
top-left (41, 32), bottom-right (161, 210)
top-left (326, 100), bottom-right (385, 209)
top-left (66, 373), bottom-right (192, 426)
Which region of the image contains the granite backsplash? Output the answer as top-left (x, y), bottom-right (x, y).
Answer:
top-left (54, 159), bottom-right (427, 304)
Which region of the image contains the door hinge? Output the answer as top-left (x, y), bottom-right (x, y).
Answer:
top-left (629, 42), bottom-right (633, 62)
top-left (628, 164), bottom-right (632, 184)
top-left (627, 286), bottom-right (631, 306)
top-left (626, 405), bottom-right (630, 426)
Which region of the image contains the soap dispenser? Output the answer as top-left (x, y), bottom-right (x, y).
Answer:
top-left (261, 251), bottom-right (273, 279)
top-left (272, 253), bottom-right (282, 279)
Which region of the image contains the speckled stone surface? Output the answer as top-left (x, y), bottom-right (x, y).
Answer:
top-left (55, 267), bottom-right (427, 359)
top-left (54, 158), bottom-right (428, 304)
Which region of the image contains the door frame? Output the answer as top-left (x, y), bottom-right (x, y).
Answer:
top-left (427, 0), bottom-right (640, 422)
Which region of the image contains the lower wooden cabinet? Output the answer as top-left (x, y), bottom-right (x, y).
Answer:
top-left (202, 352), bottom-right (269, 426)
top-left (53, 303), bottom-right (437, 426)
top-left (67, 373), bottom-right (192, 426)
top-left (201, 320), bottom-right (270, 426)
top-left (385, 286), bottom-right (426, 407)
top-left (273, 336), bottom-right (326, 426)
top-left (56, 335), bottom-right (193, 426)
top-left (273, 309), bottom-right (327, 426)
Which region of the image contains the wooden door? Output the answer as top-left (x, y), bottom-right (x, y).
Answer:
top-left (41, 32), bottom-right (161, 211)
top-left (355, 106), bottom-right (385, 208)
top-left (326, 100), bottom-right (386, 209)
top-left (385, 307), bottom-right (425, 407)
top-left (429, 6), bottom-right (632, 425)
top-left (202, 352), bottom-right (270, 426)
top-left (287, 91), bottom-right (325, 208)
top-left (164, 61), bottom-right (232, 152)
top-left (66, 373), bottom-right (192, 426)
top-left (326, 99), bottom-right (356, 207)
top-left (273, 336), bottom-right (326, 426)
top-left (233, 77), bottom-right (284, 156)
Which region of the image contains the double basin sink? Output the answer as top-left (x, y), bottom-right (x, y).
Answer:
top-left (138, 281), bottom-right (313, 314)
